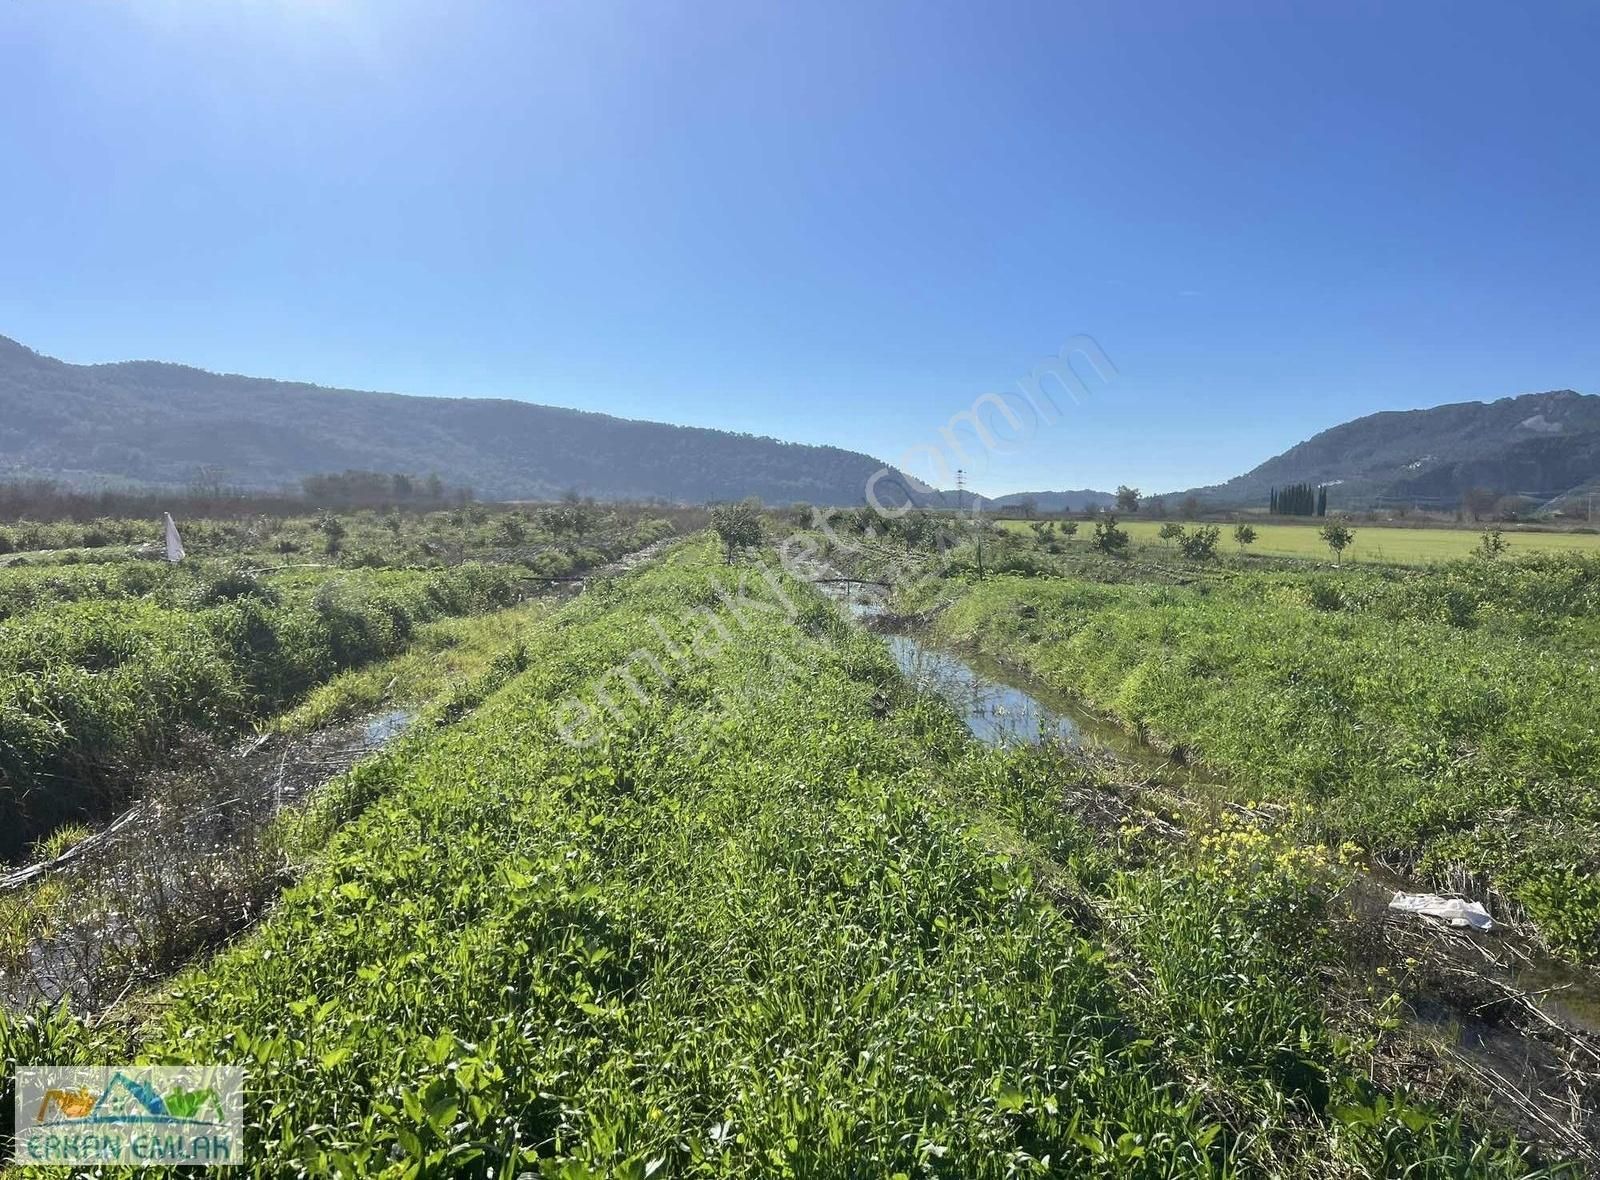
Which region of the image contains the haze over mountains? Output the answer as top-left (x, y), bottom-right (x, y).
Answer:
top-left (0, 334), bottom-right (1594, 514)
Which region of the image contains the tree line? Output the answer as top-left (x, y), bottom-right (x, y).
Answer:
top-left (1269, 483), bottom-right (1327, 516)
top-left (0, 469), bottom-right (472, 523)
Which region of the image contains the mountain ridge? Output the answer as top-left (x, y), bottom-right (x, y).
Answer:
top-left (0, 335), bottom-right (926, 506)
top-left (12, 332), bottom-right (1582, 516)
top-left (1175, 389), bottom-right (1600, 511)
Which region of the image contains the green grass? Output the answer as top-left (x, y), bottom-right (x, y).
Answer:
top-left (0, 563), bottom-right (521, 858)
top-left (919, 554), bottom-right (1600, 960)
top-left (0, 560), bottom-right (174, 622)
top-left (0, 541), bottom-right (1563, 1175)
top-left (276, 599), bottom-right (551, 733)
top-left (28, 822), bottom-right (92, 863)
top-left (0, 506), bottom-right (683, 572)
top-left (998, 518), bottom-right (1600, 564)
top-left (0, 505), bottom-right (683, 859)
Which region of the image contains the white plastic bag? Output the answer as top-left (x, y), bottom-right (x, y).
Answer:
top-left (164, 512), bottom-right (186, 563)
top-left (1387, 891), bottom-right (1494, 931)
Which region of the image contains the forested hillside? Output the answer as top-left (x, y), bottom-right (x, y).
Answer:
top-left (0, 335), bottom-right (912, 505)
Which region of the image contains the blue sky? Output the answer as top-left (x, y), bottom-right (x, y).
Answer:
top-left (3, 1), bottom-right (1597, 495)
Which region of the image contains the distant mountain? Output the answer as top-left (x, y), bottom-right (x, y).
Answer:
top-left (988, 488), bottom-right (1117, 513)
top-left (881, 487), bottom-right (1115, 515)
top-left (1178, 390), bottom-right (1600, 512)
top-left (0, 335), bottom-right (933, 506)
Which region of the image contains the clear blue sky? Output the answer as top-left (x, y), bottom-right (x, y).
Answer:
top-left (3, 1), bottom-right (1597, 496)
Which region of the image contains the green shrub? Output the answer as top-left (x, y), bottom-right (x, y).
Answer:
top-left (933, 563), bottom-right (1600, 959)
top-left (0, 564), bottom-right (522, 857)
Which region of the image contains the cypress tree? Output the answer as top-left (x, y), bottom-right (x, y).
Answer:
top-left (1273, 482), bottom-right (1322, 516)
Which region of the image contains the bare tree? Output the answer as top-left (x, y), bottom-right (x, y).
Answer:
top-left (1461, 487), bottom-right (1497, 523)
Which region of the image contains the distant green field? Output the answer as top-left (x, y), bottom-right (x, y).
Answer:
top-left (999, 518), bottom-right (1600, 564)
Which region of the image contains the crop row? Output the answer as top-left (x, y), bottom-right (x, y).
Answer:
top-left (0, 563), bottom-right (520, 858)
top-left (0, 507), bottom-right (683, 571)
top-left (0, 542), bottom-right (1558, 1175)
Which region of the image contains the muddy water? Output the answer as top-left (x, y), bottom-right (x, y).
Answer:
top-left (820, 575), bottom-right (1600, 1152)
top-left (364, 709), bottom-right (413, 744)
top-left (836, 581), bottom-right (1186, 769)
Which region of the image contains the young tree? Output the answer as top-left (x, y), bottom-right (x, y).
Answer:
top-left (1060, 520), bottom-right (1080, 538)
top-left (1233, 523), bottom-right (1257, 552)
top-left (1115, 485), bottom-right (1141, 514)
top-left (495, 512), bottom-right (528, 545)
top-left (902, 510), bottom-right (939, 552)
top-left (1092, 514), bottom-right (1130, 554)
top-left (1177, 524), bottom-right (1221, 560)
top-left (1476, 528), bottom-right (1508, 560)
top-left (1158, 521), bottom-right (1185, 547)
top-left (847, 506), bottom-right (879, 537)
top-left (541, 502), bottom-right (591, 538)
top-left (710, 499), bottom-right (764, 564)
top-left (1319, 522), bottom-right (1355, 565)
top-left (317, 512), bottom-right (346, 556)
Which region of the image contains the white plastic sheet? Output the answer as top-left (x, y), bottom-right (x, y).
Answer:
top-left (164, 512), bottom-right (186, 563)
top-left (1388, 891), bottom-right (1494, 931)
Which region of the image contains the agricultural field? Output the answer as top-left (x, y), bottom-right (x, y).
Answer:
top-left (0, 515), bottom-right (1597, 1172)
top-left (996, 517), bottom-right (1600, 564)
top-left (0, 505), bottom-right (682, 858)
top-left (0, 501), bottom-right (687, 576)
top-left (876, 523), bottom-right (1600, 962)
top-left (3, 539), bottom-right (1586, 1175)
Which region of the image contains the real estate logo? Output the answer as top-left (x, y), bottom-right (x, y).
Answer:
top-left (13, 1066), bottom-right (243, 1166)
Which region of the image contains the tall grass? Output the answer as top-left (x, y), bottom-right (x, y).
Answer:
top-left (0, 564), bottom-right (518, 858)
top-left (927, 556), bottom-right (1600, 961)
top-left (0, 561), bottom-right (176, 622)
top-left (0, 543), bottom-right (1559, 1175)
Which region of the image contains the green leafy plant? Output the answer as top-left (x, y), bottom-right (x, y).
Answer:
top-left (1177, 525), bottom-right (1221, 560)
top-left (710, 498), bottom-right (764, 563)
top-left (1319, 522), bottom-right (1355, 564)
top-left (1092, 514), bottom-right (1130, 554)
